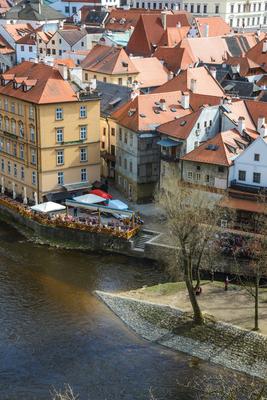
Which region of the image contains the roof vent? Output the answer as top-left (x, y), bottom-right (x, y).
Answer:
top-left (180, 120), bottom-right (186, 126)
top-left (128, 108), bottom-right (136, 117)
top-left (206, 144), bottom-right (218, 151)
top-left (154, 109), bottom-right (160, 114)
top-left (139, 113), bottom-right (146, 118)
top-left (170, 107), bottom-right (177, 112)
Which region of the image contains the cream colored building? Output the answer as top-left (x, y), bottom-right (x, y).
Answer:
top-left (0, 61), bottom-right (100, 203)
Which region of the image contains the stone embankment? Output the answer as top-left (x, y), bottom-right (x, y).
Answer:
top-left (96, 291), bottom-right (267, 379)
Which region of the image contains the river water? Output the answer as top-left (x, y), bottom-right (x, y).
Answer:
top-left (0, 221), bottom-right (246, 400)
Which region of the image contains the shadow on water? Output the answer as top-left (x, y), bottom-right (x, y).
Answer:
top-left (0, 221), bottom-right (251, 400)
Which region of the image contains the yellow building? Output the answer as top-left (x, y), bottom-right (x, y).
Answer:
top-left (81, 44), bottom-right (139, 87)
top-left (0, 61), bottom-right (100, 203)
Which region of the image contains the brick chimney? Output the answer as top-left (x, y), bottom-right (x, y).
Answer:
top-left (190, 78), bottom-right (197, 93)
top-left (181, 92), bottom-right (190, 109)
top-left (159, 98), bottom-right (167, 111)
top-left (161, 11), bottom-right (167, 30)
top-left (257, 116), bottom-right (265, 134)
top-left (238, 116), bottom-right (245, 134)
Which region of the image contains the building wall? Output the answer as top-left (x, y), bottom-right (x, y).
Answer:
top-left (230, 137), bottom-right (267, 187)
top-left (83, 69), bottom-right (138, 87)
top-left (100, 116), bottom-right (117, 178)
top-left (0, 95), bottom-right (100, 203)
top-left (115, 124), bottom-right (160, 202)
top-left (182, 159), bottom-right (228, 189)
top-left (16, 43), bottom-right (37, 63)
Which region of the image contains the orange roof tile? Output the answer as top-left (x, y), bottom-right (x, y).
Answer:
top-left (130, 57), bottom-right (169, 88)
top-left (0, 61), bottom-right (77, 104)
top-left (153, 46), bottom-right (194, 72)
top-left (157, 108), bottom-right (202, 139)
top-left (111, 91), bottom-right (191, 132)
top-left (0, 34), bottom-right (14, 55)
top-left (158, 26), bottom-right (189, 47)
top-left (194, 16), bottom-right (231, 37)
top-left (181, 129), bottom-right (248, 166)
top-left (245, 37), bottom-right (267, 72)
top-left (105, 8), bottom-right (161, 32)
top-left (81, 44), bottom-right (138, 75)
top-left (3, 23), bottom-right (34, 42)
top-left (227, 56), bottom-right (264, 76)
top-left (126, 13), bottom-right (191, 57)
top-left (153, 66), bottom-right (225, 97)
top-left (220, 197), bottom-right (267, 214)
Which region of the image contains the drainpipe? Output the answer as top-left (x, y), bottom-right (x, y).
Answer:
top-left (35, 105), bottom-right (40, 203)
top-left (105, 116), bottom-right (111, 178)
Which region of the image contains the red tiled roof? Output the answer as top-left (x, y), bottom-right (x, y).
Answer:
top-left (105, 8), bottom-right (160, 32)
top-left (126, 13), bottom-right (191, 57)
top-left (194, 16), bottom-right (231, 37)
top-left (153, 46), bottom-right (194, 72)
top-left (3, 23), bottom-right (34, 42)
top-left (181, 129), bottom-right (248, 166)
top-left (157, 108), bottom-right (202, 139)
top-left (245, 37), bottom-right (267, 72)
top-left (0, 34), bottom-right (14, 54)
top-left (153, 66), bottom-right (225, 97)
top-left (111, 91), bottom-right (191, 132)
top-left (0, 61), bottom-right (77, 104)
top-left (227, 56), bottom-right (264, 76)
top-left (158, 26), bottom-right (189, 47)
top-left (81, 44), bottom-right (138, 74)
top-left (130, 57), bottom-right (169, 88)
top-left (220, 197), bottom-right (267, 214)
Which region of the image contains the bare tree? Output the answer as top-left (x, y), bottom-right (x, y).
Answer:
top-left (51, 385), bottom-right (79, 400)
top-left (156, 181), bottom-right (224, 325)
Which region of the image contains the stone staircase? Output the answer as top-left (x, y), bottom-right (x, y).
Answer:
top-left (132, 230), bottom-right (157, 251)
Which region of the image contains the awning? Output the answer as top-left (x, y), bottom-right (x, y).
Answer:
top-left (31, 201), bottom-right (66, 214)
top-left (157, 138), bottom-right (181, 147)
top-left (108, 199), bottom-right (128, 210)
top-left (219, 197), bottom-right (267, 214)
top-left (73, 193), bottom-right (106, 205)
top-left (62, 182), bottom-right (91, 192)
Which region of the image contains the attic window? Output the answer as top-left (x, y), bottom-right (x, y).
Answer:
top-left (154, 109), bottom-right (160, 114)
top-left (139, 113), bottom-right (146, 118)
top-left (206, 144), bottom-right (219, 151)
top-left (170, 108), bottom-right (177, 112)
top-left (225, 144), bottom-right (236, 153)
top-left (128, 108), bottom-right (136, 117)
top-left (180, 120), bottom-right (187, 126)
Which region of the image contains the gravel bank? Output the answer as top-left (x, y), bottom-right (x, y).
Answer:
top-left (96, 291), bottom-right (267, 379)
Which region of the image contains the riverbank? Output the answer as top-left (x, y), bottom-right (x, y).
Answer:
top-left (96, 288), bottom-right (267, 379)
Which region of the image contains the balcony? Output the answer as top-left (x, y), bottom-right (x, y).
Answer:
top-left (161, 153), bottom-right (180, 163)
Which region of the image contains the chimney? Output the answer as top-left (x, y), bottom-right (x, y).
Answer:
top-left (257, 116), bottom-right (266, 134)
top-left (131, 89), bottom-right (139, 100)
top-left (181, 91), bottom-right (190, 109)
top-left (238, 116), bottom-right (245, 134)
top-left (161, 11), bottom-right (167, 30)
top-left (89, 78), bottom-right (97, 91)
top-left (263, 40), bottom-right (267, 53)
top-left (260, 124), bottom-right (267, 138)
top-left (57, 64), bottom-right (68, 80)
top-left (190, 78), bottom-right (197, 93)
top-left (203, 23), bottom-right (209, 37)
top-left (159, 98), bottom-right (167, 111)
top-left (209, 66), bottom-right (217, 80)
top-left (168, 71), bottom-right (174, 80)
top-left (176, 22), bottom-right (181, 28)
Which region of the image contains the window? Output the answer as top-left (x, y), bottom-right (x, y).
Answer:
top-left (85, 73), bottom-right (88, 81)
top-left (129, 161), bottom-right (133, 173)
top-left (80, 147), bottom-right (87, 162)
top-left (56, 128), bottom-right (63, 143)
top-left (81, 168), bottom-right (87, 181)
top-left (20, 144), bottom-right (24, 160)
top-left (215, 4), bottom-right (219, 13)
top-left (253, 172), bottom-right (261, 184)
top-left (21, 45), bottom-right (25, 52)
top-left (11, 119), bottom-right (16, 134)
top-left (4, 99), bottom-right (8, 112)
top-left (238, 170), bottom-right (246, 181)
top-left (124, 158), bottom-right (127, 170)
top-left (119, 155), bottom-right (122, 166)
top-left (111, 128), bottom-right (115, 136)
top-left (13, 143), bottom-right (17, 157)
top-left (29, 46), bottom-right (33, 52)
top-left (65, 5), bottom-right (69, 13)
top-left (32, 171), bottom-right (36, 185)
top-left (203, 4), bottom-right (207, 13)
top-left (196, 165), bottom-right (201, 171)
top-left (59, 50), bottom-right (62, 56)
top-left (101, 141), bottom-right (105, 149)
top-left (52, 40), bottom-right (55, 45)
top-left (55, 107), bottom-right (63, 121)
top-left (21, 166), bottom-right (24, 180)
top-left (190, 4), bottom-right (194, 12)
top-left (124, 132), bottom-right (128, 144)
top-left (72, 6), bottom-right (77, 13)
top-left (31, 149), bottom-right (36, 164)
top-left (194, 141), bottom-right (199, 149)
top-left (218, 166), bottom-right (225, 173)
top-left (7, 161), bottom-right (10, 174)
top-left (30, 126), bottom-right (35, 142)
top-left (80, 106), bottom-right (87, 118)
top-left (230, 4), bottom-right (234, 13)
top-left (52, 49), bottom-right (56, 55)
top-left (196, 173), bottom-right (201, 181)
top-left (18, 103), bottom-right (23, 116)
top-left (81, 41), bottom-right (84, 47)
top-left (19, 122), bottom-right (24, 137)
top-left (29, 105), bottom-right (34, 119)
top-left (6, 141), bottom-right (10, 153)
top-left (0, 139), bottom-right (3, 151)
top-left (205, 175), bottom-right (210, 183)
top-left (11, 102), bottom-right (15, 113)
top-left (58, 171), bottom-right (64, 185)
top-left (1, 159), bottom-right (4, 172)
top-left (14, 163), bottom-right (17, 177)
top-left (4, 118), bottom-right (9, 132)
top-left (254, 153), bottom-right (260, 161)
top-left (119, 128), bottom-right (122, 141)
top-left (111, 145), bottom-right (115, 156)
top-left (118, 77), bottom-right (122, 85)
top-left (197, 4), bottom-right (200, 13)
top-left (57, 150), bottom-right (64, 165)
top-left (80, 126), bottom-right (87, 140)
top-left (103, 127), bottom-right (106, 136)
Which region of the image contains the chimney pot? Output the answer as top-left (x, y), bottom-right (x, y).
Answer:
top-left (181, 91), bottom-right (190, 109)
top-left (238, 116), bottom-right (245, 134)
top-left (190, 78), bottom-right (197, 93)
top-left (258, 116), bottom-right (266, 134)
top-left (263, 40), bottom-right (267, 53)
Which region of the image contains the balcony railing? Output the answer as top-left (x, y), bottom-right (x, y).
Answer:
top-left (161, 153), bottom-right (180, 162)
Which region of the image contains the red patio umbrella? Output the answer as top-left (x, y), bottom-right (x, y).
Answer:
top-left (90, 189), bottom-right (112, 200)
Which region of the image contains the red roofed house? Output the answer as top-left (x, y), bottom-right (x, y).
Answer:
top-left (0, 61), bottom-right (101, 203)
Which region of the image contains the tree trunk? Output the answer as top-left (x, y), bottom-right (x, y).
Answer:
top-left (194, 265), bottom-right (201, 290)
top-left (254, 274), bottom-right (259, 331)
top-left (184, 259), bottom-right (203, 325)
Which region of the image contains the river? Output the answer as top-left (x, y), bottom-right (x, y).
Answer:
top-left (0, 220), bottom-right (247, 400)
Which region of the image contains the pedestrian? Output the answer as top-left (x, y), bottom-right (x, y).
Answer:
top-left (224, 276), bottom-right (229, 291)
top-left (195, 286), bottom-right (202, 296)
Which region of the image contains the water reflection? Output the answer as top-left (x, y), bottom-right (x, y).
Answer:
top-left (0, 221), bottom-right (247, 399)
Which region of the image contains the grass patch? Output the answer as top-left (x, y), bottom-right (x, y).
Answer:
top-left (141, 280), bottom-right (227, 296)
